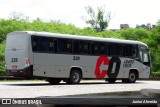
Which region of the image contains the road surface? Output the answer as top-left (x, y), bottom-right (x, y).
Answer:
top-left (0, 80), bottom-right (160, 98)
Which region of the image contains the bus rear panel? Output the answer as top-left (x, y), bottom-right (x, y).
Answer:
top-left (5, 32), bottom-right (33, 77)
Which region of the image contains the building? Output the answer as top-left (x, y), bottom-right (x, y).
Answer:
top-left (120, 24), bottom-right (129, 29)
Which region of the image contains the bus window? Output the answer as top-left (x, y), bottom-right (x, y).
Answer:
top-left (32, 37), bottom-right (37, 51)
top-left (138, 45), bottom-right (150, 66)
top-left (32, 36), bottom-right (57, 53)
top-left (108, 44), bottom-right (115, 56)
top-left (115, 44), bottom-right (123, 56)
top-left (123, 44), bottom-right (137, 57)
top-left (73, 40), bottom-right (80, 54)
top-left (83, 42), bottom-right (90, 54)
top-left (61, 39), bottom-right (72, 54)
top-left (79, 41), bottom-right (90, 54)
top-left (143, 52), bottom-right (149, 63)
top-left (90, 42), bottom-right (94, 55)
top-left (99, 43), bottom-right (106, 55)
top-left (42, 38), bottom-right (50, 52)
top-left (132, 45), bottom-right (139, 59)
top-left (32, 36), bottom-right (42, 52)
top-left (94, 43), bottom-right (99, 55)
top-left (123, 44), bottom-right (130, 57)
top-left (49, 39), bottom-right (54, 52)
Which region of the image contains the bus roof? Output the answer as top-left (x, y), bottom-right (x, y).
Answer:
top-left (8, 31), bottom-right (148, 47)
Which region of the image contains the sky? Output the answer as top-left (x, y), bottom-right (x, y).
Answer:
top-left (0, 0), bottom-right (159, 29)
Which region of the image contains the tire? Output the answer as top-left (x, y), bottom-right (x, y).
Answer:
top-left (47, 78), bottom-right (61, 85)
top-left (128, 71), bottom-right (137, 83)
top-left (67, 69), bottom-right (82, 84)
top-left (107, 78), bottom-right (116, 83)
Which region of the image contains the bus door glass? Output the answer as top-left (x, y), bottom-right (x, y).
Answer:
top-left (138, 45), bottom-right (150, 67)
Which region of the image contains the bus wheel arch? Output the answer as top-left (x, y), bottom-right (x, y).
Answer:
top-left (67, 67), bottom-right (82, 84)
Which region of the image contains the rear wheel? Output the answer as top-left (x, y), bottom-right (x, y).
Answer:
top-left (47, 78), bottom-right (61, 85)
top-left (67, 69), bottom-right (82, 84)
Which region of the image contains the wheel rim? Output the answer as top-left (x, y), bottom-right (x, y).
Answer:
top-left (72, 72), bottom-right (79, 82)
top-left (129, 73), bottom-right (136, 82)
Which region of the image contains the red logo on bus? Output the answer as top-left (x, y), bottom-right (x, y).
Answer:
top-left (95, 56), bottom-right (121, 79)
top-left (95, 56), bottom-right (110, 78)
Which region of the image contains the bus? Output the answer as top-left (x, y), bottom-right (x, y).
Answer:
top-left (5, 31), bottom-right (151, 84)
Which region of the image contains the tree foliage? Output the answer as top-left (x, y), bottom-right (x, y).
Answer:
top-left (85, 6), bottom-right (111, 32)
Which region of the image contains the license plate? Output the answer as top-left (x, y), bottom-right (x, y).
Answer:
top-left (12, 70), bottom-right (17, 72)
top-left (12, 65), bottom-right (17, 69)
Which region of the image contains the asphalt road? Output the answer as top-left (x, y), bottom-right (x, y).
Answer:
top-left (0, 80), bottom-right (160, 98)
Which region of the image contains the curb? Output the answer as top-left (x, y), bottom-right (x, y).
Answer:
top-left (141, 89), bottom-right (160, 97)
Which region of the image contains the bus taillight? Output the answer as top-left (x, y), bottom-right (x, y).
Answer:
top-left (25, 57), bottom-right (30, 67)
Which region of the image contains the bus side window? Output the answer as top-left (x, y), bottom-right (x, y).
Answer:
top-left (99, 43), bottom-right (106, 55)
top-left (54, 40), bottom-right (57, 53)
top-left (123, 44), bottom-right (132, 57)
top-left (32, 36), bottom-right (47, 52)
top-left (132, 45), bottom-right (139, 59)
top-left (143, 52), bottom-right (149, 63)
top-left (61, 39), bottom-right (72, 54)
top-left (108, 44), bottom-right (115, 56)
top-left (73, 40), bottom-right (80, 54)
top-left (128, 45), bottom-right (133, 57)
top-left (94, 43), bottom-right (99, 55)
top-left (32, 37), bottom-right (37, 52)
top-left (79, 41), bottom-right (89, 54)
top-left (115, 44), bottom-right (122, 56)
top-left (36, 37), bottom-right (41, 52)
top-left (43, 38), bottom-right (49, 52)
top-left (49, 39), bottom-right (54, 52)
top-left (90, 42), bottom-right (95, 55)
top-left (83, 42), bottom-right (90, 54)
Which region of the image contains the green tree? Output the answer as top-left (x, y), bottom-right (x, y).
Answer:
top-left (0, 41), bottom-right (5, 75)
top-left (85, 6), bottom-right (111, 32)
top-left (9, 11), bottom-right (29, 21)
top-left (118, 28), bottom-right (151, 41)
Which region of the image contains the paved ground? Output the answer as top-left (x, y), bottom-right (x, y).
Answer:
top-left (0, 80), bottom-right (160, 98)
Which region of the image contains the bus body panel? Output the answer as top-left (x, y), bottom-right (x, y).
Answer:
top-left (31, 54), bottom-right (150, 79)
top-left (33, 53), bottom-right (56, 77)
top-left (5, 31), bottom-right (151, 80)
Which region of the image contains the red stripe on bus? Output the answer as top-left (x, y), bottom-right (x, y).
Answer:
top-left (95, 56), bottom-right (110, 78)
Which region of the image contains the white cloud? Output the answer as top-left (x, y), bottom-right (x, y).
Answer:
top-left (0, 0), bottom-right (159, 29)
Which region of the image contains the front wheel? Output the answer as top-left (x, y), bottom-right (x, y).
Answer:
top-left (128, 71), bottom-right (137, 83)
top-left (67, 69), bottom-right (82, 84)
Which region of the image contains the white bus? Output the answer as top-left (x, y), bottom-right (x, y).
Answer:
top-left (5, 31), bottom-right (151, 84)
